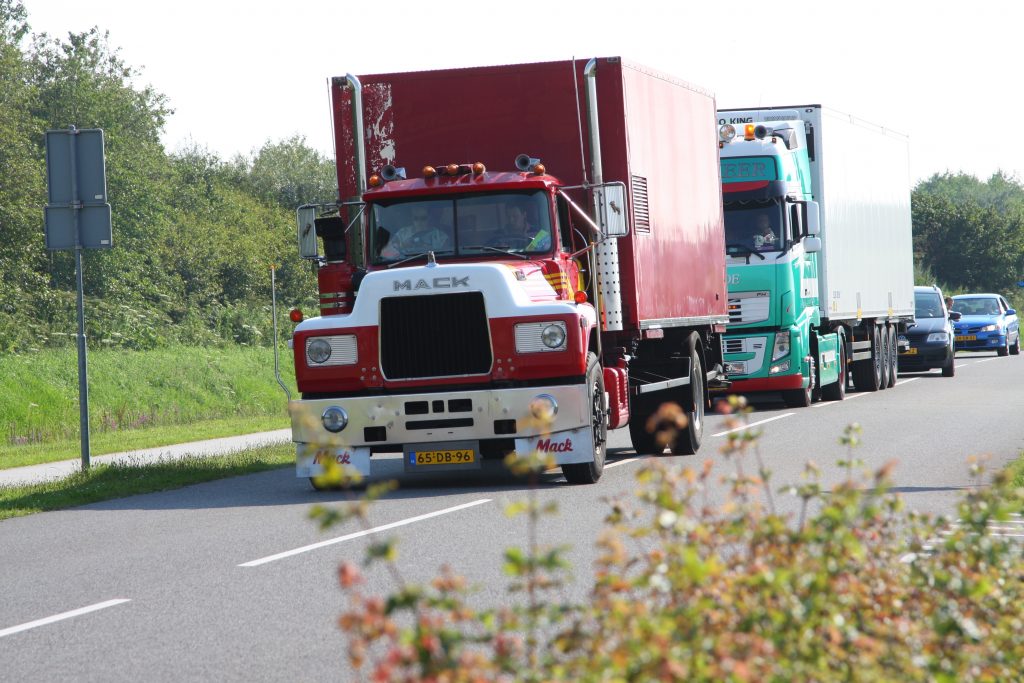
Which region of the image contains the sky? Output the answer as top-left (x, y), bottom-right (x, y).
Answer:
top-left (20, 0), bottom-right (1024, 185)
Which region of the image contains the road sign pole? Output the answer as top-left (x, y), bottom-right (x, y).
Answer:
top-left (67, 126), bottom-right (91, 471)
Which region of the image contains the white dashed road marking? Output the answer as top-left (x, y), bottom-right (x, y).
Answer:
top-left (0, 599), bottom-right (131, 639)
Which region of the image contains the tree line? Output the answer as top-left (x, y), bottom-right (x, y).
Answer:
top-left (2, 0), bottom-right (1021, 355)
top-left (0, 0), bottom-right (333, 353)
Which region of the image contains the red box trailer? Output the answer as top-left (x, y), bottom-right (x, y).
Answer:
top-left (288, 57), bottom-right (728, 487)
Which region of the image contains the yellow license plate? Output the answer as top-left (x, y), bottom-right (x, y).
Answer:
top-left (411, 449), bottom-right (476, 466)
top-left (955, 335), bottom-right (976, 342)
top-left (900, 347), bottom-right (917, 355)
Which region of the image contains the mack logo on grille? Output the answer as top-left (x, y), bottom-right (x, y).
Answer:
top-left (393, 276), bottom-right (469, 291)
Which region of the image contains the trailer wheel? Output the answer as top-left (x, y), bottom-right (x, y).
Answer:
top-left (878, 326), bottom-right (892, 390)
top-left (671, 335), bottom-right (704, 455)
top-left (887, 325), bottom-right (899, 387)
top-left (852, 325), bottom-right (882, 392)
top-left (822, 340), bottom-right (846, 401)
top-left (562, 353), bottom-right (607, 485)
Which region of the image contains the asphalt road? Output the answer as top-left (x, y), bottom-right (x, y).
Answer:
top-left (2, 351), bottom-right (1022, 681)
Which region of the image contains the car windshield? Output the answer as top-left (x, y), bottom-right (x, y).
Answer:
top-left (724, 203), bottom-right (785, 255)
top-left (914, 291), bottom-right (945, 318)
top-left (368, 190), bottom-right (553, 265)
top-left (952, 297), bottom-right (1000, 316)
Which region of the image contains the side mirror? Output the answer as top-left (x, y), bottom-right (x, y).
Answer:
top-left (949, 311), bottom-right (962, 321)
top-left (1007, 308), bottom-right (1017, 316)
top-left (596, 183), bottom-right (628, 238)
top-left (803, 200), bottom-right (820, 237)
top-left (297, 206), bottom-right (319, 259)
top-left (803, 236), bottom-right (822, 253)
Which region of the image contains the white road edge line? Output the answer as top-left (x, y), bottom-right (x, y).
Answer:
top-left (239, 499), bottom-right (492, 567)
top-left (894, 377), bottom-right (921, 387)
top-left (711, 413), bottom-right (794, 437)
top-left (0, 599), bottom-right (130, 639)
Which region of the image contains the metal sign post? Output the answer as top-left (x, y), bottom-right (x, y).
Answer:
top-left (44, 126), bottom-right (112, 471)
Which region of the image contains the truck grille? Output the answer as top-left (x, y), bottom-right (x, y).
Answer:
top-left (727, 291), bottom-right (771, 324)
top-left (380, 292), bottom-right (492, 380)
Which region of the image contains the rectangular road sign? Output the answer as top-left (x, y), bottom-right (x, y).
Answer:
top-left (45, 128), bottom-right (108, 204)
top-left (44, 127), bottom-right (112, 251)
top-left (44, 205), bottom-right (113, 250)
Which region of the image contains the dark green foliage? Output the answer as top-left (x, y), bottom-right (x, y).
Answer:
top-left (913, 171), bottom-right (1024, 307)
top-left (0, 1), bottom-right (330, 353)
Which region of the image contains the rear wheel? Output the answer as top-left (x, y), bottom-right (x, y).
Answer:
top-left (886, 325), bottom-right (898, 388)
top-left (562, 353), bottom-right (607, 485)
top-left (670, 335), bottom-right (705, 455)
top-left (852, 325), bottom-right (882, 392)
top-left (782, 356), bottom-right (815, 408)
top-left (822, 340), bottom-right (847, 401)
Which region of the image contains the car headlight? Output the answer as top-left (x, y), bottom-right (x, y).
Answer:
top-left (321, 406), bottom-right (349, 433)
top-left (926, 332), bottom-right (949, 343)
top-left (979, 324), bottom-right (998, 332)
top-left (771, 331), bottom-right (791, 361)
top-left (515, 321), bottom-right (568, 353)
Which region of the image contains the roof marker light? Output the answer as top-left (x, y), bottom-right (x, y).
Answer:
top-left (472, 162), bottom-right (486, 174)
top-left (423, 165), bottom-right (437, 178)
top-left (446, 163), bottom-right (459, 176)
top-left (368, 174), bottom-right (383, 187)
top-left (744, 124), bottom-right (756, 141)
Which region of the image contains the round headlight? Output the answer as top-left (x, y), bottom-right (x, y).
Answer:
top-left (719, 124), bottom-right (736, 142)
top-left (541, 323), bottom-right (566, 349)
top-left (321, 406), bottom-right (349, 433)
top-left (308, 338), bottom-right (332, 364)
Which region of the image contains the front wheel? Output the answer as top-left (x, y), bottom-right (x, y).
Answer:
top-left (998, 335), bottom-right (1010, 357)
top-left (782, 356), bottom-right (816, 408)
top-left (562, 353), bottom-right (607, 484)
top-left (1011, 333), bottom-right (1021, 356)
top-left (822, 341), bottom-right (847, 401)
top-left (941, 353), bottom-right (955, 377)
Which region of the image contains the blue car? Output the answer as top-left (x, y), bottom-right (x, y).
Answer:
top-left (950, 293), bottom-right (1020, 356)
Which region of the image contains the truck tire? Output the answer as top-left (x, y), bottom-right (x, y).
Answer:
top-left (886, 325), bottom-right (898, 388)
top-left (562, 353), bottom-right (607, 484)
top-left (670, 335), bottom-right (704, 455)
top-left (822, 340), bottom-right (846, 401)
top-left (628, 395), bottom-right (664, 455)
top-left (782, 356), bottom-right (815, 408)
top-left (852, 325), bottom-right (882, 392)
top-left (878, 326), bottom-right (891, 390)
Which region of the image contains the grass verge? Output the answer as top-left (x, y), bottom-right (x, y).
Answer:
top-left (0, 415), bottom-right (289, 469)
top-left (1009, 451), bottom-right (1024, 489)
top-left (0, 444), bottom-right (293, 521)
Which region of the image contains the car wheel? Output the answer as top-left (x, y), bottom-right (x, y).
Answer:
top-left (941, 353), bottom-right (955, 377)
top-left (562, 353), bottom-right (607, 485)
top-left (998, 335), bottom-right (1010, 357)
top-left (1011, 333), bottom-right (1021, 356)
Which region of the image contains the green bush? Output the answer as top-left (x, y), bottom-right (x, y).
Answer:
top-left (316, 400), bottom-right (1024, 682)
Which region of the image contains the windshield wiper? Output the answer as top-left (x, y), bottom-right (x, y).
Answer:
top-left (385, 250), bottom-right (452, 268)
top-left (725, 243), bottom-right (765, 263)
top-left (464, 245), bottom-right (530, 260)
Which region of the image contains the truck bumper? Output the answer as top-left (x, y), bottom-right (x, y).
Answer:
top-left (721, 373), bottom-right (805, 392)
top-left (290, 383), bottom-right (594, 478)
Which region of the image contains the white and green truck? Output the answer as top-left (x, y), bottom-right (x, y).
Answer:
top-left (716, 105), bottom-right (914, 406)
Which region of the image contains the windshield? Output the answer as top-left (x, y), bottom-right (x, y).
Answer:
top-left (952, 297), bottom-right (1001, 316)
top-left (724, 203), bottom-right (784, 256)
top-left (914, 291), bottom-right (944, 318)
top-left (369, 190), bottom-right (553, 265)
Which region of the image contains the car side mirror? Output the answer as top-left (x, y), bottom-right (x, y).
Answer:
top-left (949, 311), bottom-right (962, 321)
top-left (1006, 308), bottom-right (1016, 316)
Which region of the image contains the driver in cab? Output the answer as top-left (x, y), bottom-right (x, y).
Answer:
top-left (752, 214), bottom-right (776, 250)
top-left (380, 208), bottom-right (451, 259)
top-left (503, 202), bottom-right (550, 251)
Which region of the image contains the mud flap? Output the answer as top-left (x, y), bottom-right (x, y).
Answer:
top-left (515, 426), bottom-right (595, 465)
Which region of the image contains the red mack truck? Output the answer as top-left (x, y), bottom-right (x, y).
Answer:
top-left (287, 57), bottom-right (728, 487)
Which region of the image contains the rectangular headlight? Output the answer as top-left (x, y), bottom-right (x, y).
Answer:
top-left (515, 321), bottom-right (567, 353)
top-left (305, 335), bottom-right (358, 366)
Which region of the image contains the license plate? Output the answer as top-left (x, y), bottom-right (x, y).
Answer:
top-left (900, 347), bottom-right (917, 355)
top-left (955, 335), bottom-right (976, 342)
top-left (410, 449), bottom-right (476, 466)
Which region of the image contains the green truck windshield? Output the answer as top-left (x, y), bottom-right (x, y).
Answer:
top-left (721, 156), bottom-right (778, 184)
